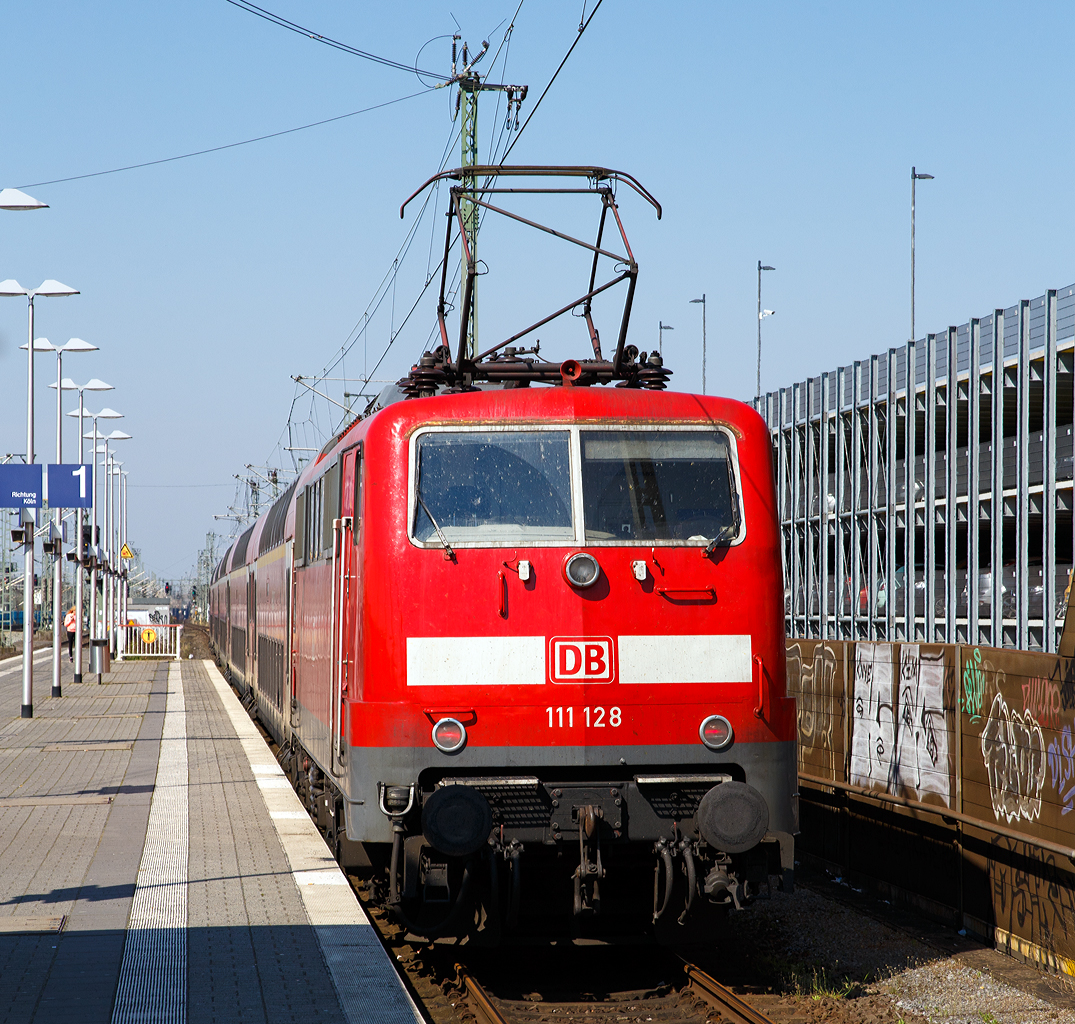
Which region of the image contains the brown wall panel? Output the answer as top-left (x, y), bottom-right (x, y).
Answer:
top-left (792, 637), bottom-right (1075, 973)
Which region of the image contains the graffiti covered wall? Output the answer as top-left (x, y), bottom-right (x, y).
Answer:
top-left (788, 639), bottom-right (1075, 973)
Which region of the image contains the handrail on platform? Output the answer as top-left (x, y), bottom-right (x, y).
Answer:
top-left (117, 623), bottom-right (183, 661)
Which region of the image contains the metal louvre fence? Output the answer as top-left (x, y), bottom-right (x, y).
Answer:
top-left (757, 283), bottom-right (1075, 652)
top-left (119, 624), bottom-right (183, 660)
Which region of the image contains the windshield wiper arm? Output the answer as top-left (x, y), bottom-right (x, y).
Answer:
top-left (416, 451), bottom-right (455, 560)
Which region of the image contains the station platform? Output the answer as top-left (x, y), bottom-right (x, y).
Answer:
top-left (0, 654), bottom-right (422, 1024)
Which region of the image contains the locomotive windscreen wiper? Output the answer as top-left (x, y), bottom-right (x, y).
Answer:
top-left (415, 448), bottom-right (455, 559)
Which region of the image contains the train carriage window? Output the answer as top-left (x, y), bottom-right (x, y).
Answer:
top-left (580, 430), bottom-right (742, 545)
top-left (295, 490), bottom-right (306, 565)
top-left (322, 460), bottom-right (340, 554)
top-left (413, 431), bottom-right (573, 543)
top-left (353, 454), bottom-right (363, 535)
top-left (303, 477), bottom-right (328, 561)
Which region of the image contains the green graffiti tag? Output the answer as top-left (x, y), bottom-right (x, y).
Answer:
top-left (962, 647), bottom-right (986, 722)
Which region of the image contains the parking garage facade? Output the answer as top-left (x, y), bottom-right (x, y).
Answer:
top-left (757, 282), bottom-right (1075, 651)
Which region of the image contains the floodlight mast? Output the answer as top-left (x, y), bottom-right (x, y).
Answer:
top-left (398, 165), bottom-right (667, 395)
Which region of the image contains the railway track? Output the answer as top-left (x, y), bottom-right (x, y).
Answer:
top-left (209, 656), bottom-right (779, 1024)
top-left (450, 960), bottom-right (775, 1024)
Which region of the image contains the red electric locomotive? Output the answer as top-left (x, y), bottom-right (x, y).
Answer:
top-left (209, 167), bottom-right (796, 941)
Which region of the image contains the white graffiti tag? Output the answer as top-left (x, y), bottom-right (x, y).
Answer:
top-left (849, 643), bottom-right (895, 791)
top-left (981, 692), bottom-right (1047, 825)
top-left (895, 645), bottom-right (950, 805)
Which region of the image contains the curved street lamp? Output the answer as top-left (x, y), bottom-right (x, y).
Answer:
top-left (1, 278), bottom-right (79, 717)
top-left (81, 409), bottom-right (123, 677)
top-left (64, 380), bottom-right (113, 682)
top-left (37, 339), bottom-right (98, 697)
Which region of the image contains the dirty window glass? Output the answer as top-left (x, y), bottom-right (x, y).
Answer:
top-left (581, 430), bottom-right (740, 543)
top-left (414, 431), bottom-right (574, 543)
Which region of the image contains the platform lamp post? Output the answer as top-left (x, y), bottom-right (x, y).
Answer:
top-left (689, 295), bottom-right (707, 395)
top-left (0, 189), bottom-right (48, 713)
top-left (106, 455), bottom-right (121, 653)
top-left (658, 321), bottom-right (674, 355)
top-left (911, 167), bottom-right (934, 344)
top-left (756, 263), bottom-right (775, 400)
top-left (39, 339), bottom-right (98, 698)
top-left (64, 379), bottom-right (113, 683)
top-left (0, 277), bottom-right (80, 718)
top-left (119, 468), bottom-right (129, 632)
top-left (101, 432), bottom-right (131, 656)
top-left (82, 409), bottom-right (122, 680)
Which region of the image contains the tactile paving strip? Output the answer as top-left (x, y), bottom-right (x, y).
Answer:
top-left (111, 663), bottom-right (188, 1024)
top-left (202, 660), bottom-right (424, 1024)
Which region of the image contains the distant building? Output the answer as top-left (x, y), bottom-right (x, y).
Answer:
top-left (756, 282), bottom-right (1075, 652)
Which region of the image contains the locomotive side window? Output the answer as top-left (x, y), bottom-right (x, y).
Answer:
top-left (353, 454), bottom-right (363, 532)
top-left (580, 430), bottom-right (742, 545)
top-left (414, 431), bottom-right (574, 542)
top-left (304, 477), bottom-right (325, 561)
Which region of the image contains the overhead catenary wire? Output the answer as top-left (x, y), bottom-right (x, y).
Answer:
top-left (304, 5), bottom-right (525, 395)
top-left (272, 0), bottom-right (605, 467)
top-left (224, 0), bottom-right (449, 79)
top-left (19, 89), bottom-right (435, 189)
top-left (500, 0), bottom-right (604, 164)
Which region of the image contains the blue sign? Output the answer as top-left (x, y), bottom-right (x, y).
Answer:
top-left (0, 464), bottom-right (42, 508)
top-left (46, 464), bottom-right (94, 508)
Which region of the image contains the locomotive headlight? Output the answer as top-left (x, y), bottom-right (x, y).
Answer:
top-left (699, 714), bottom-right (734, 751)
top-left (432, 717), bottom-right (467, 753)
top-left (563, 551), bottom-right (600, 589)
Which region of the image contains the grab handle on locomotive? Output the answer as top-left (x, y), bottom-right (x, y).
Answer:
top-left (753, 654), bottom-right (767, 720)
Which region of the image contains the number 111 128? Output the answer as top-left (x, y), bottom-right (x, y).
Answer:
top-left (546, 706), bottom-right (621, 728)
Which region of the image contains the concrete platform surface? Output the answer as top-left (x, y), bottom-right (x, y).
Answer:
top-left (0, 655), bottom-right (422, 1024)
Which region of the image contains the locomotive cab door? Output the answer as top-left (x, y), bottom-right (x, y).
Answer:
top-left (330, 446), bottom-right (360, 778)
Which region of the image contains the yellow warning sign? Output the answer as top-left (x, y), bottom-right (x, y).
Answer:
top-left (120, 544), bottom-right (133, 559)
top-left (141, 627), bottom-right (157, 645)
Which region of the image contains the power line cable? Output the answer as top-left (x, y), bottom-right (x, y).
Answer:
top-left (500, 0), bottom-right (603, 164)
top-left (224, 0), bottom-right (449, 79)
top-left (19, 89), bottom-right (434, 189)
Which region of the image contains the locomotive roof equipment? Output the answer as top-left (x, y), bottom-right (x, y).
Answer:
top-left (397, 165), bottom-right (670, 395)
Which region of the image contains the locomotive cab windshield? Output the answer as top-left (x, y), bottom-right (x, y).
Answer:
top-left (411, 424), bottom-right (744, 548)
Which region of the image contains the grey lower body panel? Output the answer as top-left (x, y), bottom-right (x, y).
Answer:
top-left (341, 740), bottom-right (798, 844)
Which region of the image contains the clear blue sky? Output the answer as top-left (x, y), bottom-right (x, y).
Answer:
top-left (2, 1), bottom-right (1073, 577)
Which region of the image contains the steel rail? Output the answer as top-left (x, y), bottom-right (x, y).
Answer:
top-left (456, 964), bottom-right (511, 1024)
top-left (799, 772), bottom-right (1075, 863)
top-left (683, 963), bottom-right (774, 1024)
top-left (683, 962), bottom-right (769, 1018)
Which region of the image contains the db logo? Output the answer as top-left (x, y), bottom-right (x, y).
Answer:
top-left (549, 636), bottom-right (615, 684)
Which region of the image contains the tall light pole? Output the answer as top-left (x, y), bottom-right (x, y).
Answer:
top-left (911, 166), bottom-right (934, 343)
top-left (690, 295), bottom-right (707, 395)
top-left (100, 431), bottom-right (131, 657)
top-left (41, 339), bottom-right (97, 698)
top-left (64, 379), bottom-right (113, 683)
top-left (120, 469), bottom-right (129, 634)
top-left (82, 409), bottom-right (122, 678)
top-left (757, 262), bottom-right (775, 399)
top-left (0, 278), bottom-right (79, 718)
top-left (658, 321), bottom-right (674, 355)
top-left (0, 188), bottom-right (48, 714)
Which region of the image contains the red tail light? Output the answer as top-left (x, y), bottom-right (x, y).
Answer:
top-left (699, 714), bottom-right (733, 751)
top-left (432, 717), bottom-right (467, 753)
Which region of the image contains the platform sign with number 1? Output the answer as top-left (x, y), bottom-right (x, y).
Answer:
top-left (45, 464), bottom-right (94, 508)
